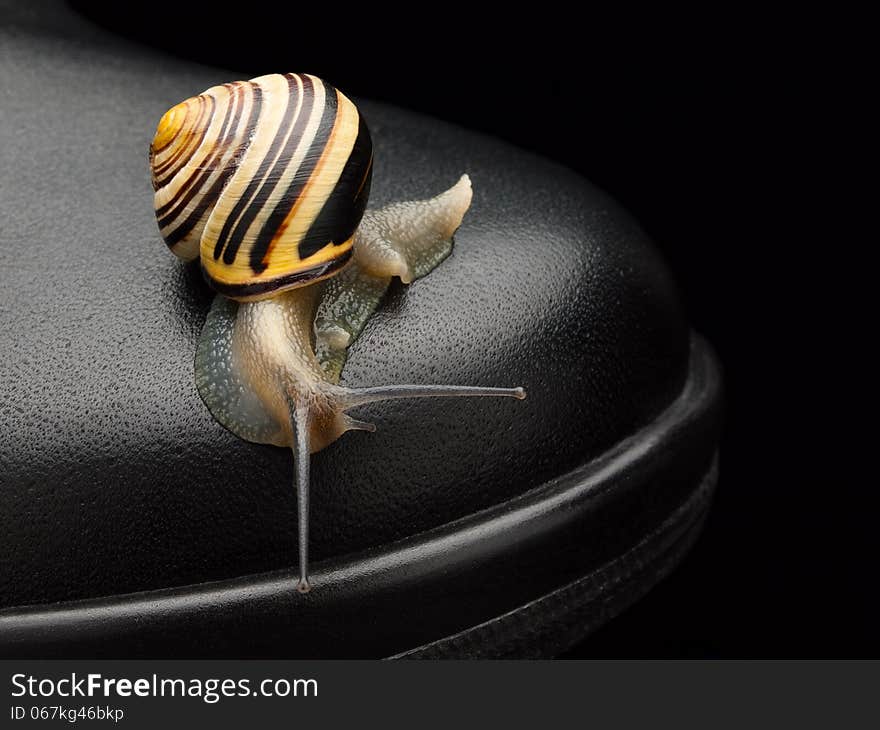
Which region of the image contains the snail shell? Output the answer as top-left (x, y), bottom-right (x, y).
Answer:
top-left (150, 73), bottom-right (372, 301)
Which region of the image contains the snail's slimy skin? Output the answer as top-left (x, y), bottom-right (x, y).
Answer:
top-left (315, 175), bottom-right (475, 381)
top-left (195, 176), bottom-right (521, 453)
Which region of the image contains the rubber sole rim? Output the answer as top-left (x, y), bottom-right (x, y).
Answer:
top-left (392, 455), bottom-right (717, 658)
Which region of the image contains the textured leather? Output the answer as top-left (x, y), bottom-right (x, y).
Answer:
top-left (0, 345), bottom-right (722, 658)
top-left (0, 5), bottom-right (689, 611)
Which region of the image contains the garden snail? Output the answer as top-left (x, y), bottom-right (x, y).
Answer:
top-left (149, 72), bottom-right (525, 593)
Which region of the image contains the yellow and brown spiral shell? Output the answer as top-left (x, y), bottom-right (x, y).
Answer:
top-left (149, 73), bottom-right (373, 301)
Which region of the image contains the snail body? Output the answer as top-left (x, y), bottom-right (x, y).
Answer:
top-left (151, 73), bottom-right (525, 592)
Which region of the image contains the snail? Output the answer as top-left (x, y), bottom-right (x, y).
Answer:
top-left (149, 72), bottom-right (525, 593)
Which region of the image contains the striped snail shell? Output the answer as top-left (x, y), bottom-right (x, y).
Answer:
top-left (149, 72), bottom-right (373, 301)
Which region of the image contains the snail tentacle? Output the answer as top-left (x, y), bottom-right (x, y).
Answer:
top-left (337, 384), bottom-right (526, 410)
top-left (287, 394), bottom-right (312, 594)
top-left (341, 414), bottom-right (378, 433)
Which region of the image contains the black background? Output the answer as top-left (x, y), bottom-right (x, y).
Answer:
top-left (69, 3), bottom-right (870, 657)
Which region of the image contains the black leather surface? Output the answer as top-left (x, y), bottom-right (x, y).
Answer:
top-left (0, 4), bottom-right (689, 610)
top-left (0, 341), bottom-right (721, 658)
